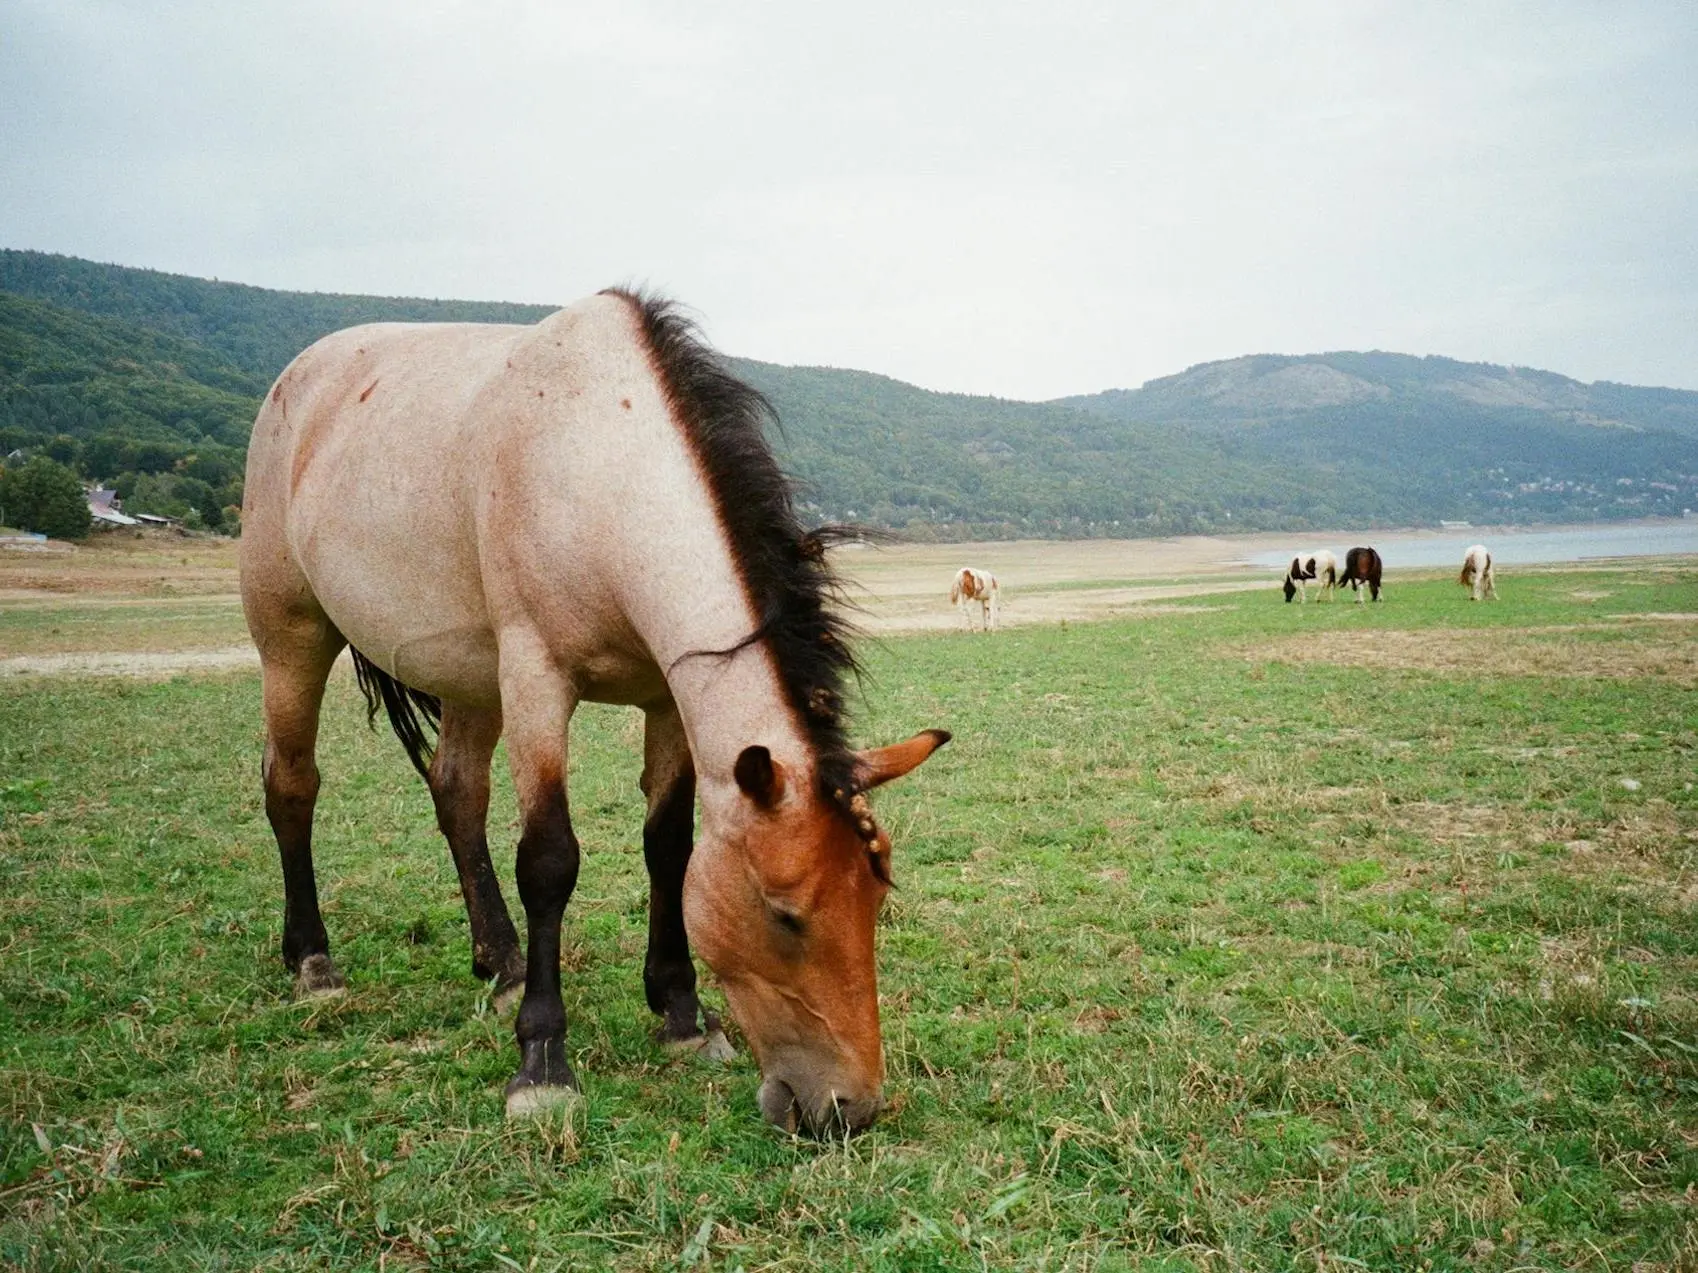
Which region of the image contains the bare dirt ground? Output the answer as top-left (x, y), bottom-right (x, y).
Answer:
top-left (0, 646), bottom-right (262, 678)
top-left (1240, 619), bottom-right (1698, 686)
top-left (832, 534), bottom-right (1289, 631)
top-left (1, 531), bottom-right (1289, 676)
top-left (0, 531), bottom-right (239, 598)
top-left (1, 527), bottom-right (1690, 677)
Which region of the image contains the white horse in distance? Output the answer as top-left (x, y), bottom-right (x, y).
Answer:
top-left (1459, 544), bottom-right (1497, 600)
top-left (950, 567), bottom-right (1000, 631)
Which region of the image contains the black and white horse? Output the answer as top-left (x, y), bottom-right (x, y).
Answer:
top-left (1282, 550), bottom-right (1338, 603)
top-left (1340, 546), bottom-right (1383, 603)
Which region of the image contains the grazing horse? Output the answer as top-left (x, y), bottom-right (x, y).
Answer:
top-left (1340, 546), bottom-right (1383, 602)
top-left (1459, 544), bottom-right (1497, 600)
top-left (950, 567), bottom-right (1000, 631)
top-left (240, 290), bottom-right (949, 1135)
top-left (1282, 550), bottom-right (1337, 603)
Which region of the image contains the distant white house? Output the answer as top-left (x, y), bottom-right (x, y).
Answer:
top-left (87, 487), bottom-right (140, 527)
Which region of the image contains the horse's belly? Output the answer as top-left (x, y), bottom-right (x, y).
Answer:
top-left (317, 576), bottom-right (503, 707)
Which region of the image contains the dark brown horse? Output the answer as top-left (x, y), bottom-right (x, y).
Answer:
top-left (240, 290), bottom-right (948, 1134)
top-left (1340, 546), bottom-right (1383, 602)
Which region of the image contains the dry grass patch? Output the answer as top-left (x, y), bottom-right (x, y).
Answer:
top-left (1241, 625), bottom-right (1698, 685)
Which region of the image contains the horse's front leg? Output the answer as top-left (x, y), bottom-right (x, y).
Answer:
top-left (428, 703), bottom-right (525, 1007)
top-left (640, 702), bottom-right (735, 1059)
top-left (500, 661), bottom-right (582, 1115)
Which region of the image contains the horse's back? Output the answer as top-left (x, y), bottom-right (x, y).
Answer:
top-left (242, 296), bottom-right (659, 701)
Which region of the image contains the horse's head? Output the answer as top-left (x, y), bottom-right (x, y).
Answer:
top-left (1282, 576), bottom-right (1297, 602)
top-left (684, 728), bottom-right (949, 1136)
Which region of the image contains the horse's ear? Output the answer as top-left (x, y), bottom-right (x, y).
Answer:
top-left (734, 745), bottom-right (785, 808)
top-left (854, 729), bottom-right (951, 791)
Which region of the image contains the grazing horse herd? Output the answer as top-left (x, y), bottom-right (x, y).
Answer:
top-left (240, 291), bottom-right (1505, 1138)
top-left (1282, 542), bottom-right (1496, 606)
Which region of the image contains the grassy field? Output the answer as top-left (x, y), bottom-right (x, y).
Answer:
top-left (2, 566), bottom-right (1696, 1270)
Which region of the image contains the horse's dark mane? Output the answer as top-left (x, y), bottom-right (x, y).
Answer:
top-left (610, 288), bottom-right (863, 804)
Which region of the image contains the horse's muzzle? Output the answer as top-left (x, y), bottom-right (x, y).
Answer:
top-left (758, 1074), bottom-right (883, 1137)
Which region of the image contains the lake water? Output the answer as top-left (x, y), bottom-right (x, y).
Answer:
top-left (1242, 521), bottom-right (1698, 571)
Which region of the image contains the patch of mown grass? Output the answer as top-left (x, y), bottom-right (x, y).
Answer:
top-left (2, 568), bottom-right (1696, 1269)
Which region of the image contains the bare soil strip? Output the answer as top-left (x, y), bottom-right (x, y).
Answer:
top-left (1241, 625), bottom-right (1698, 685)
top-left (0, 646), bottom-right (261, 679)
top-left (3, 530), bottom-right (1694, 677)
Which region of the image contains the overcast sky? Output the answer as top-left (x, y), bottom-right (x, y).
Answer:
top-left (3, 1), bottom-right (1695, 399)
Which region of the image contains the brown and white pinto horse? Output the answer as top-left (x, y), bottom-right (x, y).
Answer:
top-left (1459, 544), bottom-right (1497, 600)
top-left (950, 567), bottom-right (1000, 631)
top-left (1340, 546), bottom-right (1383, 602)
top-left (1282, 550), bottom-right (1337, 603)
top-left (240, 290), bottom-right (948, 1135)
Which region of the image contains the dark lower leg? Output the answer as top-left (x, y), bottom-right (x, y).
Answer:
top-left (445, 826), bottom-right (524, 989)
top-left (507, 785), bottom-right (581, 1101)
top-left (265, 740), bottom-right (342, 994)
top-left (642, 772), bottom-right (710, 1042)
top-left (428, 711), bottom-right (523, 991)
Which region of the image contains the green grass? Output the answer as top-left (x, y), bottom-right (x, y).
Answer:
top-left (0, 597), bottom-right (250, 657)
top-left (3, 570), bottom-right (1696, 1270)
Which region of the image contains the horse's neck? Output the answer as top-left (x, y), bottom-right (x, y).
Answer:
top-left (665, 636), bottom-right (810, 779)
top-left (610, 491), bottom-right (813, 798)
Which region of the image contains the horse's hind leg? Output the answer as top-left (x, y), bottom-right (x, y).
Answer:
top-left (257, 627), bottom-right (346, 997)
top-left (428, 703), bottom-right (525, 1006)
top-left (640, 702), bottom-right (734, 1059)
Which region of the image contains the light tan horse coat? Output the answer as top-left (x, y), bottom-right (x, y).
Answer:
top-left (242, 292), bottom-right (946, 1133)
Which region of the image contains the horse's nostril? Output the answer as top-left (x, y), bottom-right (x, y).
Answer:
top-left (757, 1076), bottom-right (800, 1134)
top-left (820, 1090), bottom-right (882, 1135)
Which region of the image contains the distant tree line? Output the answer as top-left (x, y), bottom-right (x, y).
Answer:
top-left (4, 248), bottom-right (1697, 543)
top-left (0, 291), bottom-right (253, 532)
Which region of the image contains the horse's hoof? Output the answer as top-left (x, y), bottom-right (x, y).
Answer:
top-left (293, 954), bottom-right (346, 999)
top-left (492, 981), bottom-right (525, 1014)
top-left (700, 1028), bottom-right (737, 1062)
top-left (504, 1081), bottom-right (580, 1119)
top-left (661, 1028), bottom-right (737, 1061)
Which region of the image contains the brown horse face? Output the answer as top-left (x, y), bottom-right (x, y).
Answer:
top-left (683, 730), bottom-right (948, 1135)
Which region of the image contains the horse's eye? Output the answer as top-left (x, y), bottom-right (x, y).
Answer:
top-left (769, 905), bottom-right (805, 937)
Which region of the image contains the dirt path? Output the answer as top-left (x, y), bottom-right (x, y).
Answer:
top-left (0, 645), bottom-right (261, 678)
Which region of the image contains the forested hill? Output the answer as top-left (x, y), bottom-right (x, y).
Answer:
top-left (0, 249), bottom-right (556, 380)
top-left (3, 247), bottom-right (1697, 538)
top-left (1057, 351), bottom-right (1698, 439)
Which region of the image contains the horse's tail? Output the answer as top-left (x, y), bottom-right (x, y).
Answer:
top-left (351, 648), bottom-right (442, 780)
top-left (949, 576), bottom-right (963, 604)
